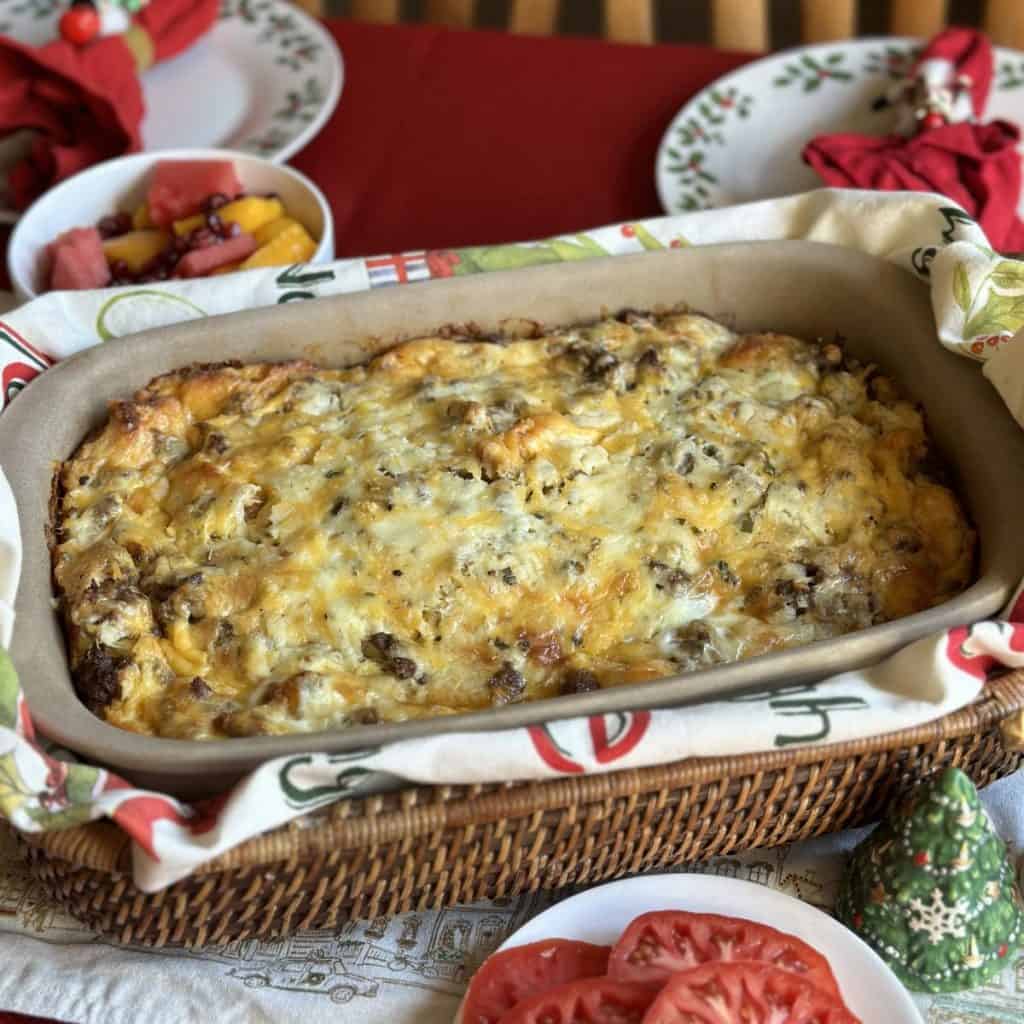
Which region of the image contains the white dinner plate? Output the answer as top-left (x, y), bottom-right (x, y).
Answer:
top-left (456, 873), bottom-right (923, 1022)
top-left (0, 0), bottom-right (343, 162)
top-left (656, 37), bottom-right (1024, 216)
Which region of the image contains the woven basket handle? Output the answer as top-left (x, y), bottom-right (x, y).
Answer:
top-left (1000, 708), bottom-right (1024, 752)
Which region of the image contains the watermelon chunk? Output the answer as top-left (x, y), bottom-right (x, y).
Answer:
top-left (48, 227), bottom-right (111, 291)
top-left (176, 233), bottom-right (258, 278)
top-left (147, 160), bottom-right (243, 228)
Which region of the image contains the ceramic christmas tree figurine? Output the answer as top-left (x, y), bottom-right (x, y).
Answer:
top-left (837, 766), bottom-right (1023, 992)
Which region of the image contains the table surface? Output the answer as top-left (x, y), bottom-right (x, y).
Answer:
top-left (0, 18), bottom-right (759, 1024)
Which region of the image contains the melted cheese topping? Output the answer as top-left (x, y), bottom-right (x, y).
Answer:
top-left (54, 313), bottom-right (976, 739)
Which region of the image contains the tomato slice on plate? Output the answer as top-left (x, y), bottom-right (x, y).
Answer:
top-left (497, 977), bottom-right (656, 1024)
top-left (608, 911), bottom-right (841, 999)
top-left (642, 962), bottom-right (860, 1024)
top-left (462, 939), bottom-right (611, 1024)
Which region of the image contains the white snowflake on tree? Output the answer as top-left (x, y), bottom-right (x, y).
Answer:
top-left (906, 887), bottom-right (970, 941)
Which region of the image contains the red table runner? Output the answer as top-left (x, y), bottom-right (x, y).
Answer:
top-left (0, 19), bottom-right (751, 1024)
top-left (292, 20), bottom-right (751, 256)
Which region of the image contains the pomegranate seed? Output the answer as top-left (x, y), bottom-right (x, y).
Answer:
top-left (202, 192), bottom-right (229, 213)
top-left (97, 212), bottom-right (132, 239)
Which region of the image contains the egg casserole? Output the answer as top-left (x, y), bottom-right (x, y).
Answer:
top-left (52, 311), bottom-right (975, 739)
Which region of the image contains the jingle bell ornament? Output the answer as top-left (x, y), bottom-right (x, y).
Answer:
top-left (58, 1), bottom-right (101, 45)
top-left (837, 767), bottom-right (1024, 992)
top-left (58, 0), bottom-right (148, 45)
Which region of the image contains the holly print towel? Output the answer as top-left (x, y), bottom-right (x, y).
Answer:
top-left (3, 188), bottom-right (1024, 891)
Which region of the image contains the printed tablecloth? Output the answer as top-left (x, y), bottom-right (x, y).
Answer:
top-left (0, 774), bottom-right (1020, 1023)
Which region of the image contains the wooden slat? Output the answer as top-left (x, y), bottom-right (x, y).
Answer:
top-left (800, 0), bottom-right (855, 43)
top-left (349, 0), bottom-right (400, 23)
top-left (985, 0), bottom-right (1024, 50)
top-left (510, 0), bottom-right (558, 36)
top-left (890, 0), bottom-right (947, 37)
top-left (604, 0), bottom-right (654, 45)
top-left (711, 0), bottom-right (769, 52)
top-left (425, 0), bottom-right (477, 28)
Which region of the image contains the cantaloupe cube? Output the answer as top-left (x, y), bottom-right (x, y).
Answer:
top-left (102, 230), bottom-right (171, 273)
top-left (253, 215), bottom-right (302, 246)
top-left (240, 222), bottom-right (317, 269)
top-left (174, 196), bottom-right (284, 237)
top-left (132, 203), bottom-right (154, 230)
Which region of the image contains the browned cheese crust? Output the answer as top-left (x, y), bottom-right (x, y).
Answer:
top-left (52, 313), bottom-right (976, 739)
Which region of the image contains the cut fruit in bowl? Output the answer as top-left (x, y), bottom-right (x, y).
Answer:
top-left (8, 148), bottom-right (334, 301)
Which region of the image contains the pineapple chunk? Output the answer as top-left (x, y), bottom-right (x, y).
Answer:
top-left (241, 222), bottom-right (317, 269)
top-left (173, 196), bottom-right (284, 237)
top-left (102, 230), bottom-right (170, 272)
top-left (132, 203), bottom-right (154, 230)
top-left (173, 213), bottom-right (204, 237)
top-left (254, 216), bottom-right (302, 246)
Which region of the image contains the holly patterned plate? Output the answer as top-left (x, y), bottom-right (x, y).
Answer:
top-left (656, 37), bottom-right (1024, 214)
top-left (0, 0), bottom-right (343, 162)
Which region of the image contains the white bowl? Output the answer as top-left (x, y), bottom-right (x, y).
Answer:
top-left (8, 147), bottom-right (335, 302)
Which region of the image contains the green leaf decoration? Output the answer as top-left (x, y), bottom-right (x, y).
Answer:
top-left (454, 245), bottom-right (561, 274)
top-left (0, 648), bottom-right (20, 731)
top-left (987, 259), bottom-right (1024, 290)
top-left (953, 263), bottom-right (972, 314)
top-left (23, 803), bottom-right (97, 829)
top-left (549, 239), bottom-right (601, 262)
top-left (964, 290), bottom-right (1024, 339)
top-left (631, 225), bottom-right (664, 252)
top-left (64, 763), bottom-right (101, 805)
top-left (569, 234), bottom-right (608, 256)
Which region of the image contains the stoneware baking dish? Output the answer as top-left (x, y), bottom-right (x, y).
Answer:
top-left (5, 242), bottom-right (1024, 797)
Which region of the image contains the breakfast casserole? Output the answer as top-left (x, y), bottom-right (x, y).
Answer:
top-left (52, 311), bottom-right (976, 739)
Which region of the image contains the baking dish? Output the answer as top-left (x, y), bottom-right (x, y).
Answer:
top-left (4, 242), bottom-right (1024, 797)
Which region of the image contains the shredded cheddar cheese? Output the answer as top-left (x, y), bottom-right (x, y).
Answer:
top-left (53, 312), bottom-right (975, 739)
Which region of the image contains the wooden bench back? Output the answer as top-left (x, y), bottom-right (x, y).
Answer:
top-left (292, 1), bottom-right (1024, 52)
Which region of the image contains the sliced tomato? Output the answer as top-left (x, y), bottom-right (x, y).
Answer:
top-left (498, 977), bottom-right (656, 1024)
top-left (462, 940), bottom-right (611, 1024)
top-left (641, 962), bottom-right (860, 1024)
top-left (608, 911), bottom-right (841, 999)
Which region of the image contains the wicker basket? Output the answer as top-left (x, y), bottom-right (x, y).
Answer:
top-left (18, 670), bottom-right (1024, 949)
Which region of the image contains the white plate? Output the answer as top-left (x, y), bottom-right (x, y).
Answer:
top-left (656, 37), bottom-right (1024, 216)
top-left (0, 0), bottom-right (342, 162)
top-left (456, 874), bottom-right (923, 1023)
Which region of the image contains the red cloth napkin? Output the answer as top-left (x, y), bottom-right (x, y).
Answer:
top-left (0, 0), bottom-right (218, 210)
top-left (803, 27), bottom-right (1024, 253)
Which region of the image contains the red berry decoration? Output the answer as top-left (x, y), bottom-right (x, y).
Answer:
top-left (620, 225), bottom-right (635, 238)
top-left (59, 2), bottom-right (100, 46)
top-left (913, 850), bottom-right (930, 866)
